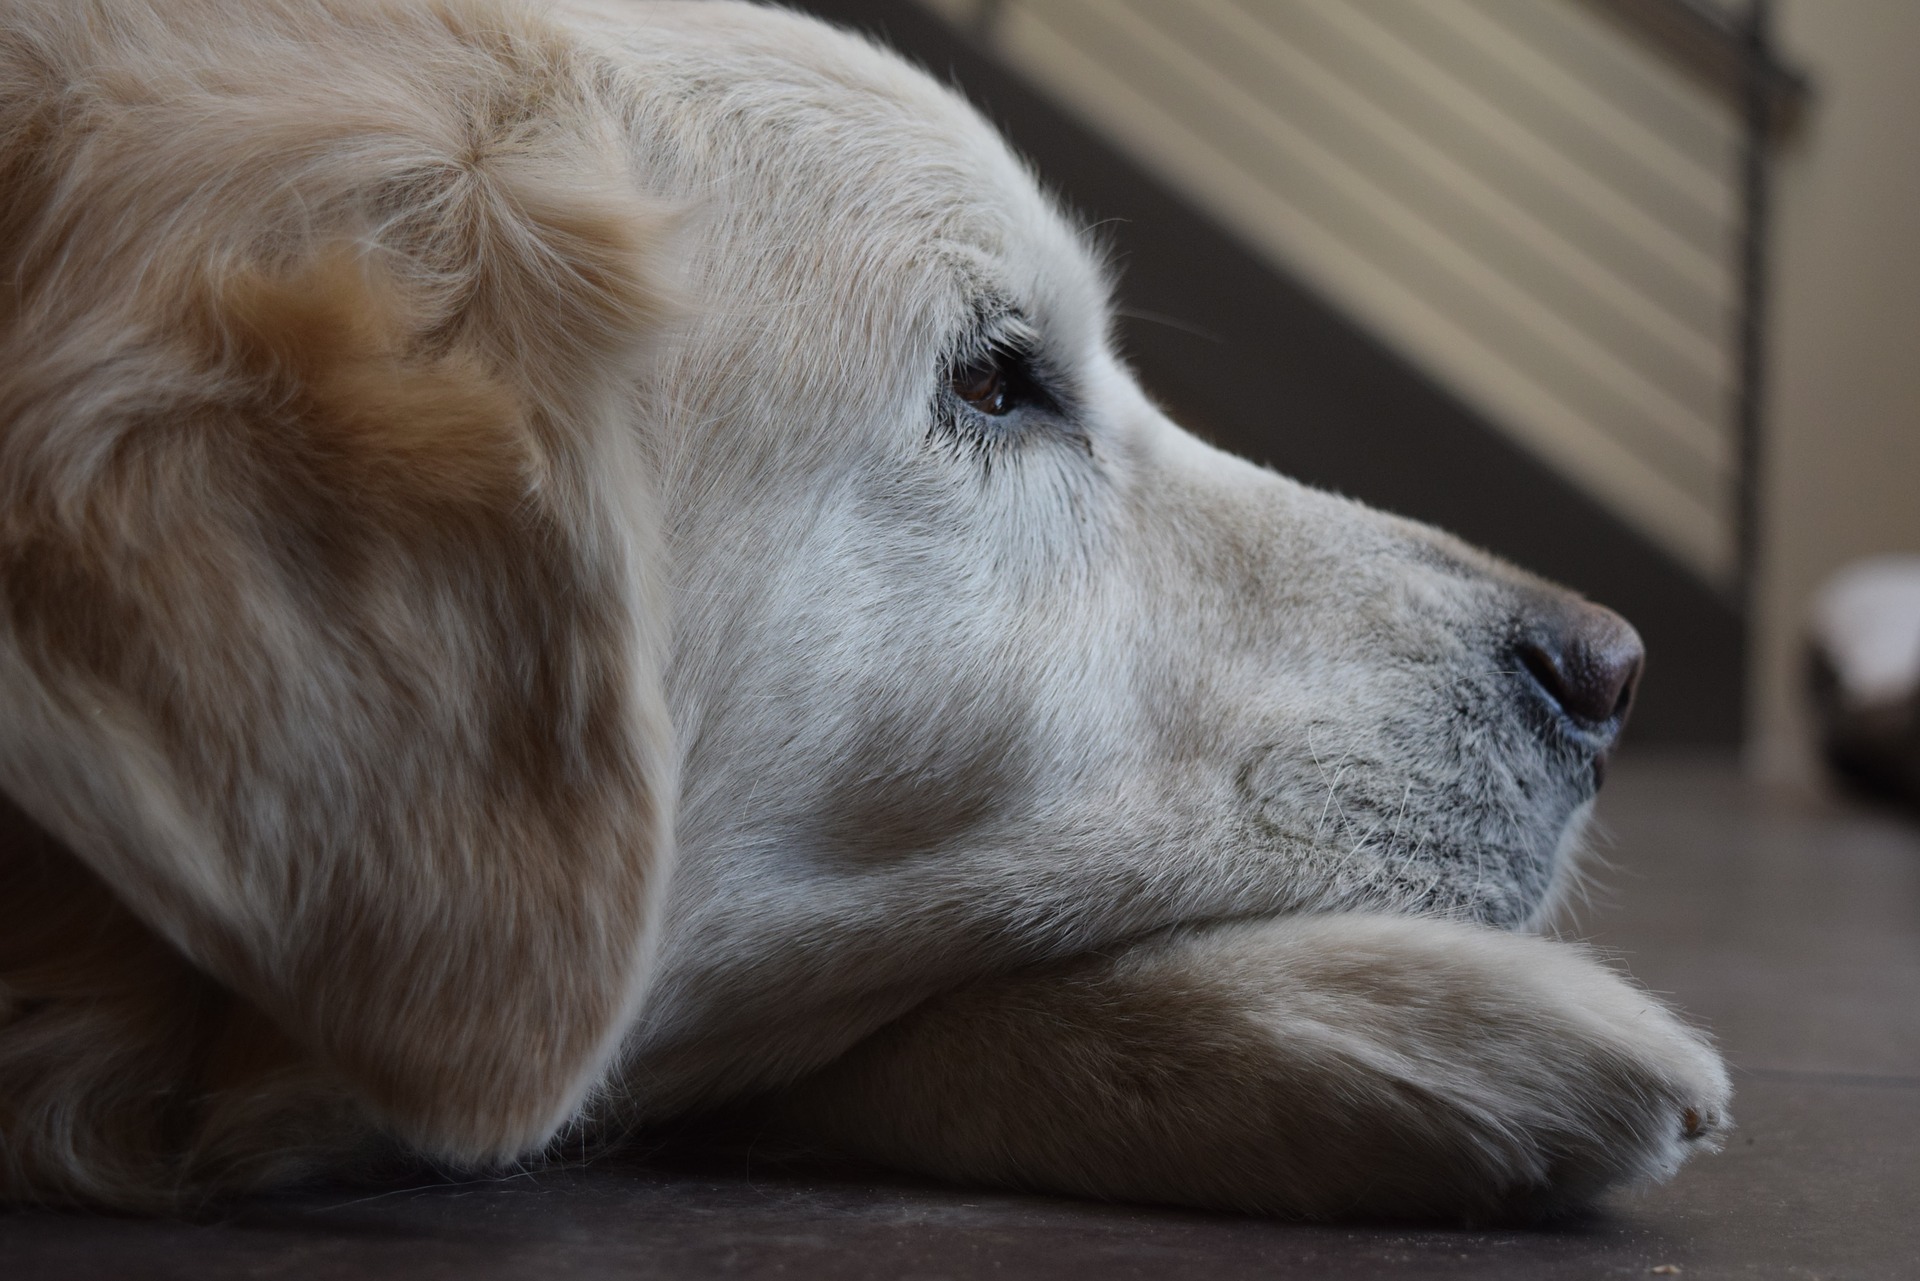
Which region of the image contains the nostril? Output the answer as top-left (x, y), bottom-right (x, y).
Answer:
top-left (1513, 600), bottom-right (1645, 732)
top-left (1516, 639), bottom-right (1575, 713)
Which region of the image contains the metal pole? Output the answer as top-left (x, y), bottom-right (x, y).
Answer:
top-left (1733, 0), bottom-right (1773, 619)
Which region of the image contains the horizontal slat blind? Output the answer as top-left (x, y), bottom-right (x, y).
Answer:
top-left (920, 0), bottom-right (1742, 583)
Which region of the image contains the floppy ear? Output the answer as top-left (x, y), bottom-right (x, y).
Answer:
top-left (0, 0), bottom-right (675, 1164)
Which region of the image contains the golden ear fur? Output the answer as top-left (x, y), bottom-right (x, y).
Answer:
top-left (0, 0), bottom-right (675, 1204)
top-left (212, 252), bottom-right (536, 510)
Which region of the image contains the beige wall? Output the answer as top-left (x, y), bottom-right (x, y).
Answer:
top-left (1751, 1), bottom-right (1920, 779)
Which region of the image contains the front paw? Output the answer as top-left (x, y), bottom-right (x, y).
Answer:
top-left (1212, 914), bottom-right (1732, 1218)
top-left (764, 914), bottom-right (1730, 1221)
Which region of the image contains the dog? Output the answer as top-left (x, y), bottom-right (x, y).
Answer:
top-left (0, 0), bottom-right (1729, 1218)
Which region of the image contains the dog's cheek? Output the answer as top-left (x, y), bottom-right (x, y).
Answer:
top-left (804, 702), bottom-right (1037, 864)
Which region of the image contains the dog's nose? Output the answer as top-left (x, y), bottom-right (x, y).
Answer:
top-left (1513, 597), bottom-right (1644, 734)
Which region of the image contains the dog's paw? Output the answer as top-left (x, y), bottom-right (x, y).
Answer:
top-left (764, 914), bottom-right (1730, 1221)
top-left (1205, 914), bottom-right (1734, 1219)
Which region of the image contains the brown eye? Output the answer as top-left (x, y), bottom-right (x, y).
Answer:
top-left (951, 358), bottom-right (1011, 415)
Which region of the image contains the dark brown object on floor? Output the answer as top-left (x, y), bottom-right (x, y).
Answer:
top-left (1811, 648), bottom-right (1920, 810)
top-left (3, 757), bottom-right (1917, 1279)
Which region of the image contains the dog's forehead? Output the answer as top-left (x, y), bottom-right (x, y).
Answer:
top-left (586, 1), bottom-right (1107, 334)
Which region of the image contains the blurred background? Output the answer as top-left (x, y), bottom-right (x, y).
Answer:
top-left (791, 0), bottom-right (1920, 795)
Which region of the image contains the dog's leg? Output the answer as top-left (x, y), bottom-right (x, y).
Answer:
top-left (763, 914), bottom-right (1730, 1221)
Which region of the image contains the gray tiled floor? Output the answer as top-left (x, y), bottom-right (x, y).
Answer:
top-left (5, 756), bottom-right (1918, 1279)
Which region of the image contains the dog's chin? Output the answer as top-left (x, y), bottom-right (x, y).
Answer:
top-left (1169, 789), bottom-right (1593, 950)
top-left (1355, 785), bottom-right (1601, 932)
top-left (1518, 796), bottom-right (1601, 933)
top-left (1469, 744), bottom-right (1609, 930)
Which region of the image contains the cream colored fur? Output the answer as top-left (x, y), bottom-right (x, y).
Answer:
top-left (0, 0), bottom-right (1729, 1219)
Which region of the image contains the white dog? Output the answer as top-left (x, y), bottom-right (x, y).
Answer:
top-left (0, 0), bottom-right (1728, 1218)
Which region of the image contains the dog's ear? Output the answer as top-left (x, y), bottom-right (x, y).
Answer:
top-left (0, 1), bottom-right (675, 1164)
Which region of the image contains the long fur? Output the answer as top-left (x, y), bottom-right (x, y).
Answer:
top-left (0, 0), bottom-right (675, 1201)
top-left (0, 0), bottom-right (1729, 1218)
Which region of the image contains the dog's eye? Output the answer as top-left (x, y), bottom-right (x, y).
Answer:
top-left (951, 355), bottom-right (1012, 416)
top-left (933, 318), bottom-right (1076, 457)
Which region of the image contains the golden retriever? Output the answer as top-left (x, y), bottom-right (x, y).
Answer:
top-left (0, 0), bottom-right (1729, 1218)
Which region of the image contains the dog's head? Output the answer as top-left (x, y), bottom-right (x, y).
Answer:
top-left (602, 3), bottom-right (1642, 1088)
top-left (0, 0), bottom-right (1639, 1178)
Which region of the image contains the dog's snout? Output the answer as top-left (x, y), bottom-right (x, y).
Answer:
top-left (1513, 598), bottom-right (1644, 736)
